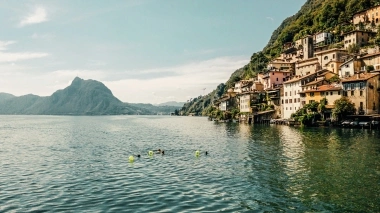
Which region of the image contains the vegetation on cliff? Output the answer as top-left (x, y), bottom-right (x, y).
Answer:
top-left (181, 0), bottom-right (380, 115)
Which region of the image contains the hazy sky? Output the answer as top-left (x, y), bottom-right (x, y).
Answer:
top-left (0, 0), bottom-right (305, 104)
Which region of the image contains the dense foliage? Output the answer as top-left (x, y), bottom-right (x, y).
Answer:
top-left (332, 97), bottom-right (356, 120)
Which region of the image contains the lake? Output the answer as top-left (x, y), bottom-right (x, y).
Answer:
top-left (1, 115), bottom-right (379, 212)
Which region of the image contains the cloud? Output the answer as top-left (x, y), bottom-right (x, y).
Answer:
top-left (266, 16), bottom-right (274, 22)
top-left (0, 40), bottom-right (49, 63)
top-left (31, 33), bottom-right (55, 40)
top-left (0, 41), bottom-right (16, 51)
top-left (19, 6), bottom-right (48, 26)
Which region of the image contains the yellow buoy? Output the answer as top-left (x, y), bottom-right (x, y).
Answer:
top-left (148, 151), bottom-right (154, 156)
top-left (195, 150), bottom-right (200, 157)
top-left (129, 155), bottom-right (134, 162)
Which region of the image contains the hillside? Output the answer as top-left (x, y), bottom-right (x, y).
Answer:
top-left (0, 77), bottom-right (175, 115)
top-left (181, 0), bottom-right (378, 115)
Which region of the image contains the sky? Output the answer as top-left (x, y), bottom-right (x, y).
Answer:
top-left (0, 0), bottom-right (306, 104)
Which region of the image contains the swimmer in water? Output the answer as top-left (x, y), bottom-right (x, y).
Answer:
top-left (155, 149), bottom-right (164, 155)
top-left (137, 154), bottom-right (141, 158)
top-left (205, 151), bottom-right (208, 155)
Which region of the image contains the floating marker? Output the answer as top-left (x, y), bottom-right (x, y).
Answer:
top-left (195, 150), bottom-right (200, 157)
top-left (129, 156), bottom-right (134, 162)
top-left (149, 151), bottom-right (154, 156)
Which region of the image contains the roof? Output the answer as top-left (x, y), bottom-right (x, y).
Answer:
top-left (353, 5), bottom-right (380, 17)
top-left (304, 85), bottom-right (342, 93)
top-left (295, 57), bottom-right (318, 64)
top-left (339, 58), bottom-right (354, 67)
top-left (284, 72), bottom-right (317, 84)
top-left (359, 52), bottom-right (380, 59)
top-left (343, 30), bottom-right (376, 36)
top-left (302, 79), bottom-right (324, 87)
top-left (314, 48), bottom-right (347, 55)
top-left (341, 72), bottom-right (379, 82)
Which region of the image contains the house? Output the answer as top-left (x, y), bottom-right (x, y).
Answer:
top-left (282, 72), bottom-right (319, 119)
top-left (339, 57), bottom-right (362, 78)
top-left (360, 52), bottom-right (380, 70)
top-left (314, 48), bottom-right (348, 74)
top-left (353, 5), bottom-right (380, 31)
top-left (261, 70), bottom-right (292, 90)
top-left (214, 89), bottom-right (237, 112)
top-left (343, 30), bottom-right (376, 49)
top-left (341, 72), bottom-right (380, 115)
top-left (295, 57), bottom-right (320, 76)
top-left (267, 61), bottom-right (295, 72)
top-left (299, 70), bottom-right (336, 107)
top-left (303, 85), bottom-right (343, 118)
top-left (295, 35), bottom-right (314, 60)
top-left (314, 32), bottom-right (332, 46)
top-left (266, 88), bottom-right (282, 118)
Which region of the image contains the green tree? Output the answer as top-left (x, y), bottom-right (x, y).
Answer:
top-left (332, 97), bottom-right (356, 121)
top-left (347, 43), bottom-right (360, 54)
top-left (367, 65), bottom-right (375, 72)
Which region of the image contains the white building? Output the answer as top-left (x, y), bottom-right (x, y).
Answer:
top-left (282, 73), bottom-right (318, 119)
top-left (239, 94), bottom-right (251, 113)
top-left (315, 32), bottom-right (332, 45)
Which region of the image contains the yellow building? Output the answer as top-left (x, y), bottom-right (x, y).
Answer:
top-left (305, 85), bottom-right (341, 104)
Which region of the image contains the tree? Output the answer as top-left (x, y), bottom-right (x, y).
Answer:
top-left (332, 97), bottom-right (356, 121)
top-left (347, 43), bottom-right (360, 54)
top-left (366, 65), bottom-right (375, 72)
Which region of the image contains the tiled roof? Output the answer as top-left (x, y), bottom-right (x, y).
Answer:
top-left (302, 79), bottom-right (324, 87)
top-left (304, 85), bottom-right (342, 93)
top-left (341, 72), bottom-right (379, 82)
top-left (284, 72), bottom-right (317, 84)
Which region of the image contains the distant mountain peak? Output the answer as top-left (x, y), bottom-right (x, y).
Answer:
top-left (71, 76), bottom-right (84, 85)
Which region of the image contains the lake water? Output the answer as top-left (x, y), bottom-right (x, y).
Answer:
top-left (1, 115), bottom-right (379, 212)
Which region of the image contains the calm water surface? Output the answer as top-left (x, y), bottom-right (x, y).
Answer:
top-left (1, 115), bottom-right (379, 212)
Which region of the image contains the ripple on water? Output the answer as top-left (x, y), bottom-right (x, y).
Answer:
top-left (0, 116), bottom-right (379, 212)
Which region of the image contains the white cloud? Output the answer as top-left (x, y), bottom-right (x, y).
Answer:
top-left (0, 41), bottom-right (16, 51)
top-left (19, 6), bottom-right (48, 27)
top-left (266, 16), bottom-right (274, 22)
top-left (0, 40), bottom-right (49, 63)
top-left (31, 33), bottom-right (55, 40)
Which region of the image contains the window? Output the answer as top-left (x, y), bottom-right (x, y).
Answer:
top-left (285, 92), bottom-right (287, 96)
top-left (285, 99), bottom-right (288, 104)
top-left (290, 99), bottom-right (292, 103)
top-left (294, 98), bottom-right (296, 103)
top-left (324, 56), bottom-right (328, 60)
top-left (282, 99), bottom-right (284, 104)
top-left (298, 98), bottom-right (300, 102)
top-left (310, 92), bottom-right (314, 97)
top-left (330, 91), bottom-right (333, 95)
top-left (321, 92), bottom-right (324, 95)
top-left (351, 83), bottom-right (355, 90)
top-left (276, 78), bottom-right (278, 81)
top-left (359, 82), bottom-right (365, 89)
top-left (309, 100), bottom-right (315, 104)
top-left (294, 91), bottom-right (296, 95)
top-left (283, 78), bottom-right (285, 81)
top-left (331, 64), bottom-right (334, 68)
top-left (286, 107), bottom-right (288, 110)
top-left (338, 91), bottom-right (341, 95)
top-left (360, 91), bottom-right (363, 96)
top-left (343, 91), bottom-right (347, 96)
top-left (351, 91), bottom-right (354, 96)
top-left (360, 102), bottom-right (363, 110)
top-left (302, 101), bottom-right (306, 105)
top-left (333, 54), bottom-right (335, 59)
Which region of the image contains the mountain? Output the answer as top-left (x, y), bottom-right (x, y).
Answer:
top-left (0, 93), bottom-right (15, 102)
top-left (157, 101), bottom-right (186, 107)
top-left (0, 77), bottom-right (152, 115)
top-left (181, 0), bottom-right (378, 115)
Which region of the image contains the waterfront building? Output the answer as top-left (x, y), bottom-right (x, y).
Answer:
top-left (282, 72), bottom-right (319, 119)
top-left (341, 72), bottom-right (380, 115)
top-left (261, 70), bottom-right (292, 90)
top-left (303, 85), bottom-right (342, 118)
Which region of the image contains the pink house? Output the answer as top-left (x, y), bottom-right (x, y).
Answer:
top-left (261, 71), bottom-right (292, 90)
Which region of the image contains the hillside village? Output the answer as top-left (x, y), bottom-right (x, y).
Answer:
top-left (210, 5), bottom-right (380, 126)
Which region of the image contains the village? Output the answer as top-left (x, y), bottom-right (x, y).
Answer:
top-left (212, 5), bottom-right (380, 128)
